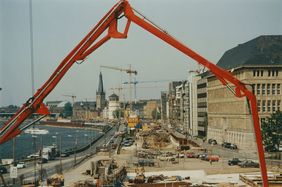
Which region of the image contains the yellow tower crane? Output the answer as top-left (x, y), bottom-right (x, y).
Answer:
top-left (62, 94), bottom-right (77, 105)
top-left (100, 65), bottom-right (137, 109)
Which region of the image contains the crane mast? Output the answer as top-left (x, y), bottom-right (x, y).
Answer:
top-left (100, 65), bottom-right (137, 107)
top-left (123, 79), bottom-right (173, 103)
top-left (0, 1), bottom-right (268, 186)
top-left (62, 94), bottom-right (77, 105)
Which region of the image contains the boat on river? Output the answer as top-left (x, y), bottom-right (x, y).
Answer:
top-left (24, 128), bottom-right (49, 135)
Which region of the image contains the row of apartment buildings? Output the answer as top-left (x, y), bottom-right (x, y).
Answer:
top-left (161, 35), bottom-right (282, 151)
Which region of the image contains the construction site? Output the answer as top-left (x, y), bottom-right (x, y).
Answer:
top-left (1, 0), bottom-right (282, 187)
top-left (43, 122), bottom-right (281, 187)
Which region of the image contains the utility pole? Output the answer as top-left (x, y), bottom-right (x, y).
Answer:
top-left (33, 135), bottom-right (37, 186)
top-left (12, 138), bottom-right (16, 162)
top-left (12, 138), bottom-right (16, 185)
top-left (0, 174), bottom-right (7, 187)
top-left (40, 136), bottom-right (43, 185)
top-left (74, 131), bottom-right (78, 167)
top-left (59, 135), bottom-right (62, 174)
top-left (0, 134), bottom-right (7, 186)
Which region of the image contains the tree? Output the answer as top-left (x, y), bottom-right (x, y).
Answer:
top-left (61, 102), bottom-right (73, 118)
top-left (261, 111), bottom-right (282, 151)
top-left (113, 109), bottom-right (124, 118)
top-left (151, 109), bottom-right (161, 120)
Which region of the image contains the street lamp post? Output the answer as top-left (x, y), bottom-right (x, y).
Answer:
top-left (99, 131), bottom-right (106, 146)
top-left (74, 130), bottom-right (79, 166)
top-left (84, 134), bottom-right (89, 154)
top-left (53, 134), bottom-right (62, 173)
top-left (90, 130), bottom-right (94, 155)
top-left (67, 134), bottom-right (77, 166)
top-left (59, 135), bottom-right (62, 174)
top-left (32, 135), bottom-right (37, 186)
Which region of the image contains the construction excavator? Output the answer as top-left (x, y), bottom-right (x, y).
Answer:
top-left (0, 0), bottom-right (269, 186)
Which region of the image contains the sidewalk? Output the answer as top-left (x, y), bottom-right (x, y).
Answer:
top-left (63, 155), bottom-right (110, 186)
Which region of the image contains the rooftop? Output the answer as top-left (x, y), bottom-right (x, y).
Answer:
top-left (217, 35), bottom-right (282, 70)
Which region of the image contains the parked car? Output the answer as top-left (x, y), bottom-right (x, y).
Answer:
top-left (177, 145), bottom-right (190, 151)
top-left (206, 155), bottom-right (219, 162)
top-left (0, 166), bottom-right (7, 174)
top-left (38, 158), bottom-right (48, 164)
top-left (198, 153), bottom-right (208, 160)
top-left (238, 160), bottom-right (259, 168)
top-left (133, 159), bottom-right (155, 167)
top-left (137, 152), bottom-right (154, 159)
top-left (16, 162), bottom-right (26, 169)
top-left (186, 152), bottom-right (196, 158)
top-left (123, 142), bottom-right (133, 147)
top-left (176, 153), bottom-right (185, 158)
top-left (229, 144), bottom-right (238, 149)
top-left (222, 142), bottom-right (238, 149)
top-left (208, 139), bottom-right (217, 145)
top-left (27, 153), bottom-right (40, 159)
top-left (228, 158), bottom-right (242, 166)
top-left (61, 152), bottom-right (70, 157)
top-left (264, 145), bottom-right (278, 152)
top-left (159, 155), bottom-right (175, 161)
top-left (124, 137), bottom-right (134, 142)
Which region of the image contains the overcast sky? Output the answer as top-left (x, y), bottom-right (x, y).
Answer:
top-left (1, 0), bottom-right (281, 107)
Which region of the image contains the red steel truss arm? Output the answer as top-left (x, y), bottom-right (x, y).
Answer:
top-left (0, 0), bottom-right (130, 144)
top-left (0, 1), bottom-right (268, 186)
top-left (122, 2), bottom-right (268, 186)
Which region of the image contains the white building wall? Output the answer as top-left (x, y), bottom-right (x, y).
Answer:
top-left (103, 107), bottom-right (108, 119)
top-left (166, 101), bottom-right (169, 119)
top-left (190, 76), bottom-right (201, 137)
top-left (108, 101), bottom-right (119, 119)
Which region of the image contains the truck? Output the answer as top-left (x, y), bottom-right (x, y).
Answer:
top-left (42, 145), bottom-right (57, 160)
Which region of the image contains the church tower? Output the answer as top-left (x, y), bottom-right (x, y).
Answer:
top-left (96, 72), bottom-right (106, 110)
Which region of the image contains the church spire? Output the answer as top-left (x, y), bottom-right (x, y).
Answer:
top-left (96, 72), bottom-right (106, 110)
top-left (97, 72), bottom-right (104, 94)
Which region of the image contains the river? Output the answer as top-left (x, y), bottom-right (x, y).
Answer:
top-left (0, 124), bottom-right (101, 161)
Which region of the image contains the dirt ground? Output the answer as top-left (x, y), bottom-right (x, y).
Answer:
top-left (116, 137), bottom-right (262, 175)
top-left (63, 127), bottom-right (281, 186)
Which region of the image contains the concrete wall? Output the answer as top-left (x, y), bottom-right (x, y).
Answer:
top-left (207, 66), bottom-right (282, 152)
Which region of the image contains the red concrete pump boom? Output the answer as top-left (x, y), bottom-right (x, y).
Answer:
top-left (0, 1), bottom-right (268, 186)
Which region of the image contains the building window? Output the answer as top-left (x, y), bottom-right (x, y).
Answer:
top-left (257, 100), bottom-right (261, 112)
top-left (262, 84), bottom-right (266, 95)
top-left (272, 70), bottom-right (275, 76)
top-left (267, 100), bottom-right (271, 112)
top-left (252, 84), bottom-right (255, 94)
top-left (261, 70), bottom-right (263, 76)
top-left (262, 100), bottom-right (266, 112)
top-left (257, 70), bottom-right (260, 76)
top-left (278, 100), bottom-right (281, 111)
top-left (267, 84), bottom-right (270, 95)
top-left (272, 100), bottom-right (276, 112)
top-left (276, 70), bottom-right (279, 76)
top-left (253, 70), bottom-right (256, 77)
top-left (272, 84), bottom-right (276, 95)
top-left (268, 70), bottom-right (271, 77)
top-left (277, 84), bottom-right (281, 95)
top-left (257, 84), bottom-right (260, 95)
